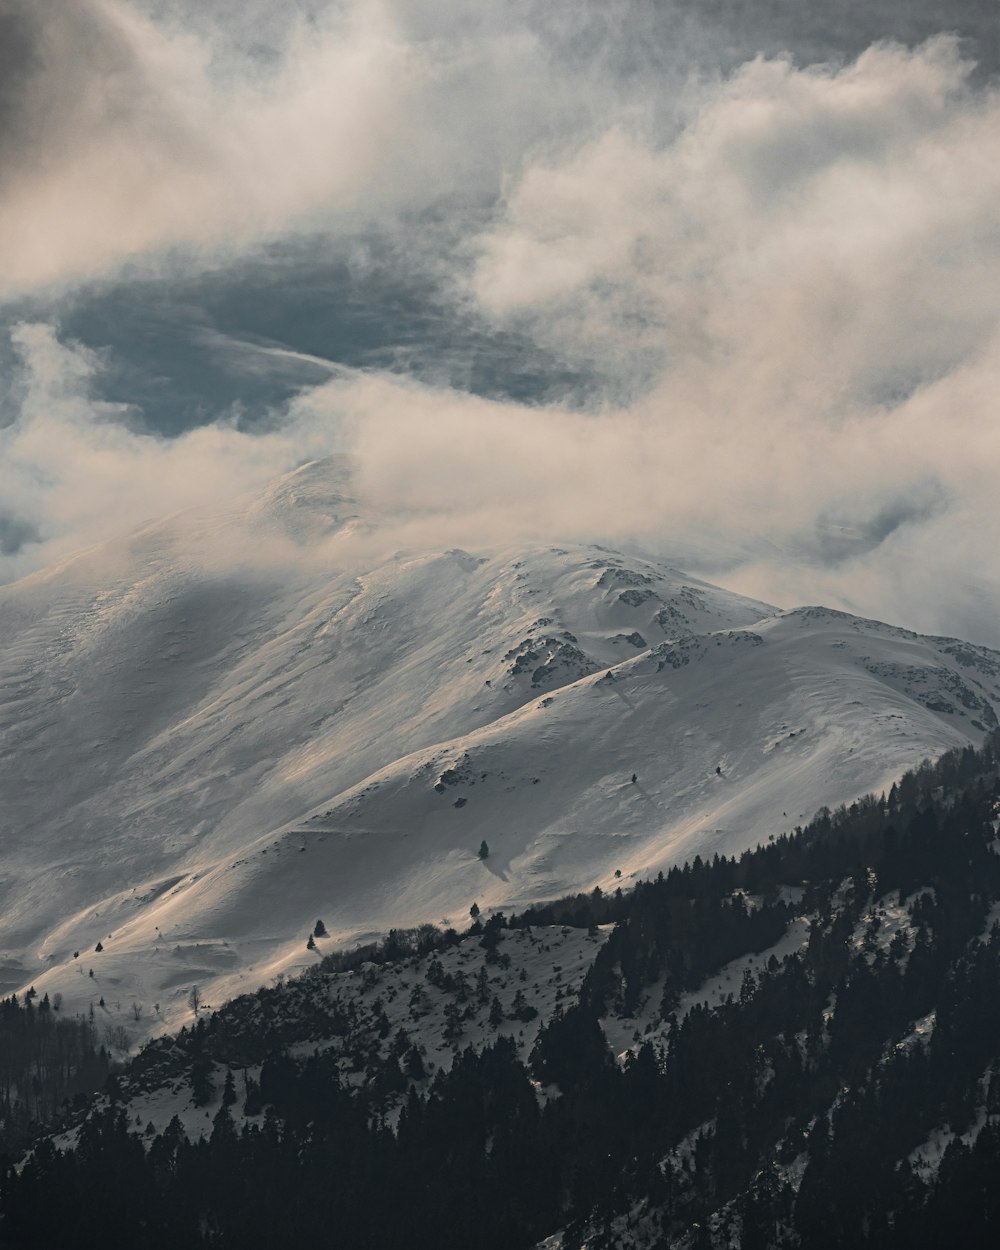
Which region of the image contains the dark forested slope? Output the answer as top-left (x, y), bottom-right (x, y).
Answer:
top-left (5, 738), bottom-right (1000, 1248)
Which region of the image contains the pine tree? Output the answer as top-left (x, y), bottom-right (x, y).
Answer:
top-left (443, 1002), bottom-right (463, 1040)
top-left (221, 1069), bottom-right (237, 1108)
top-left (511, 989), bottom-right (537, 1022)
top-left (243, 1074), bottom-right (263, 1117)
top-left (404, 1045), bottom-right (426, 1079)
top-left (211, 1101), bottom-right (236, 1145)
top-left (191, 1056), bottom-right (215, 1107)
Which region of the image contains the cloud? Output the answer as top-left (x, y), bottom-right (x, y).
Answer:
top-left (471, 38), bottom-right (1000, 403)
top-left (4, 23), bottom-right (1000, 650)
top-left (0, 322), bottom-right (339, 576)
top-left (0, 0), bottom-right (418, 298)
top-left (330, 38), bottom-right (1000, 643)
top-left (2, 0), bottom-right (997, 306)
top-left (0, 0), bottom-right (665, 302)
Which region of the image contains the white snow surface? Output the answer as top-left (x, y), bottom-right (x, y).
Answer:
top-left (2, 458), bottom-right (1000, 1046)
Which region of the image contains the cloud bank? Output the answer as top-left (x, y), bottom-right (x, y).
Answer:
top-left (0, 0), bottom-right (417, 297)
top-left (2, 5), bottom-right (1000, 649)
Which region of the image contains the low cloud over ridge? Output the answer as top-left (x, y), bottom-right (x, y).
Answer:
top-left (2, 7), bottom-right (1000, 649)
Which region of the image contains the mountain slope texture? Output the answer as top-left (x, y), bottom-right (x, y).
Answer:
top-left (3, 460), bottom-right (1000, 1044)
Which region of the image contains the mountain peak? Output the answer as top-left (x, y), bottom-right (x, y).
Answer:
top-left (0, 486), bottom-right (998, 1045)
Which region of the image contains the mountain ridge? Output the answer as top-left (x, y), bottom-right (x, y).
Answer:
top-left (1, 460), bottom-right (999, 1048)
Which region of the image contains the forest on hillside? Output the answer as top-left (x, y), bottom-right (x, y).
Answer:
top-left (4, 738), bottom-right (1000, 1247)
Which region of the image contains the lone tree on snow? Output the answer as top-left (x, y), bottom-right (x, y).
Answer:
top-left (313, 919), bottom-right (328, 938)
top-left (188, 985), bottom-right (201, 1017)
top-left (306, 934), bottom-right (316, 951)
top-left (469, 902), bottom-right (480, 920)
top-left (477, 839), bottom-right (490, 860)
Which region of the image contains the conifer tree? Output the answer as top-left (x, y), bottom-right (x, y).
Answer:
top-left (222, 1068), bottom-right (237, 1108)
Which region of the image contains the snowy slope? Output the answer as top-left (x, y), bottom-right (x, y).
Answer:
top-left (2, 458), bottom-right (999, 1045)
top-left (270, 606), bottom-right (1000, 941)
top-left (61, 922), bottom-right (609, 1149)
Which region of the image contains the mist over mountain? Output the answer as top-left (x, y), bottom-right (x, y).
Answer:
top-left (2, 458), bottom-right (1000, 1052)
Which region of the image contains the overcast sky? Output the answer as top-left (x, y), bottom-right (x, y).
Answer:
top-left (2, 0), bottom-right (1000, 645)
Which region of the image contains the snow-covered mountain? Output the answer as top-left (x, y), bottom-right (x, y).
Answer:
top-left (2, 458), bottom-right (999, 1043)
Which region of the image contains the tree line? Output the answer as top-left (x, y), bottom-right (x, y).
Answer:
top-left (5, 734), bottom-right (1000, 1246)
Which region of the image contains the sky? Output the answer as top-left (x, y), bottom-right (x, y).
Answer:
top-left (2, 0), bottom-right (1000, 645)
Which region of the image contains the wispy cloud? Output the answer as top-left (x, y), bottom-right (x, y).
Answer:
top-left (0, 322), bottom-right (335, 576)
top-left (0, 0), bottom-right (417, 297)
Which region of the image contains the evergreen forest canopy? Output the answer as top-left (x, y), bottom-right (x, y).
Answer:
top-left (0, 995), bottom-right (110, 1160)
top-left (5, 736), bottom-right (1000, 1247)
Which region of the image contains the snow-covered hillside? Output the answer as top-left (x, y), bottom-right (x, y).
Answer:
top-left (2, 458), bottom-right (999, 1046)
top-left (63, 922), bottom-right (610, 1149)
